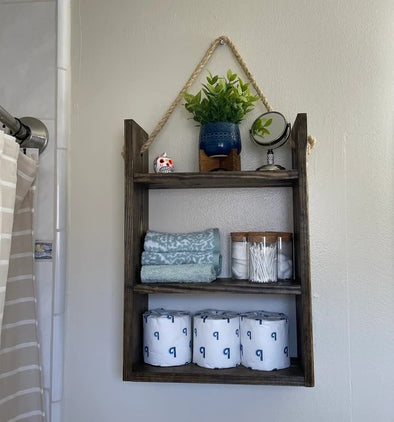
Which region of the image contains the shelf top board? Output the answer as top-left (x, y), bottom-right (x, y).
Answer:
top-left (132, 278), bottom-right (301, 295)
top-left (132, 170), bottom-right (298, 189)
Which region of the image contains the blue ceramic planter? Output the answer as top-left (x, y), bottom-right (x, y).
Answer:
top-left (199, 122), bottom-right (241, 157)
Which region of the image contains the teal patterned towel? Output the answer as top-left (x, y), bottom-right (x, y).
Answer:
top-left (144, 228), bottom-right (220, 253)
top-left (141, 251), bottom-right (222, 275)
top-left (141, 264), bottom-right (216, 283)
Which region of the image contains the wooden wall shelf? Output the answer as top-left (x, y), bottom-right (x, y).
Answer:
top-left (123, 114), bottom-right (314, 386)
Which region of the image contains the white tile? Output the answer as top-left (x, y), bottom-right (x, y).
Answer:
top-left (0, 2), bottom-right (56, 119)
top-left (35, 119), bottom-right (55, 241)
top-left (35, 261), bottom-right (54, 390)
top-left (57, 0), bottom-right (70, 70)
top-left (51, 313), bottom-right (64, 402)
top-left (56, 149), bottom-right (67, 231)
top-left (56, 69), bottom-right (69, 149)
top-left (51, 400), bottom-right (63, 422)
top-left (54, 230), bottom-right (67, 315)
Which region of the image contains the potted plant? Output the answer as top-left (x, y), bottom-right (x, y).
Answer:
top-left (184, 69), bottom-right (259, 157)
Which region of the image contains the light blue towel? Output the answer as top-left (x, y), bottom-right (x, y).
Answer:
top-left (141, 264), bottom-right (216, 283)
top-left (144, 228), bottom-right (220, 253)
top-left (141, 251), bottom-right (222, 275)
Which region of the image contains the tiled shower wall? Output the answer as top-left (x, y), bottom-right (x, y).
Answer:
top-left (0, 1), bottom-right (68, 421)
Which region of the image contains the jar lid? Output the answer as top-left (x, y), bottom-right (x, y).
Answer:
top-left (231, 232), bottom-right (248, 241)
top-left (277, 232), bottom-right (292, 241)
top-left (247, 233), bottom-right (278, 243)
top-left (246, 231), bottom-right (266, 236)
top-left (264, 231), bottom-right (293, 240)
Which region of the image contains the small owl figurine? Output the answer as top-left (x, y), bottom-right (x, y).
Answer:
top-left (153, 152), bottom-right (175, 173)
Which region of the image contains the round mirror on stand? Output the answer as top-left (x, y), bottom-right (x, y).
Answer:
top-left (249, 111), bottom-right (291, 170)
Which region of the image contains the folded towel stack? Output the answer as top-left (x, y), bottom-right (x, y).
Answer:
top-left (141, 228), bottom-right (221, 283)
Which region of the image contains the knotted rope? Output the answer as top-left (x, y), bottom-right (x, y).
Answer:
top-left (139, 35), bottom-right (315, 155)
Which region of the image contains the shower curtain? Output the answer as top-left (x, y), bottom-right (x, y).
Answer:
top-left (0, 131), bottom-right (45, 421)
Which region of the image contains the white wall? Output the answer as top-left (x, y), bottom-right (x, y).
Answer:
top-left (66, 1), bottom-right (394, 421)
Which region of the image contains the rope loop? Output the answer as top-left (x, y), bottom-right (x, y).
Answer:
top-left (139, 35), bottom-right (315, 156)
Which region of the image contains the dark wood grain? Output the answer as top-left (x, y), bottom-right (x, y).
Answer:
top-left (133, 278), bottom-right (301, 295)
top-left (123, 120), bottom-right (149, 379)
top-left (126, 359), bottom-right (304, 386)
top-left (291, 114), bottom-right (315, 387)
top-left (134, 170), bottom-right (298, 189)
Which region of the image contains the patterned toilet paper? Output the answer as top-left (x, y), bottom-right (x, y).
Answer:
top-left (143, 309), bottom-right (192, 367)
top-left (240, 310), bottom-right (290, 371)
top-left (193, 310), bottom-right (240, 369)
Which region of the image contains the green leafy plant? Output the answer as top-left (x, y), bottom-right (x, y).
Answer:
top-left (183, 69), bottom-right (259, 125)
top-left (252, 116), bottom-right (273, 139)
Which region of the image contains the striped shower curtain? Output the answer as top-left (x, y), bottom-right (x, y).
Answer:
top-left (0, 131), bottom-right (45, 421)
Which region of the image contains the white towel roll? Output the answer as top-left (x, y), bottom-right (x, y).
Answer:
top-left (240, 311), bottom-right (290, 371)
top-left (143, 309), bottom-right (192, 367)
top-left (193, 309), bottom-right (240, 369)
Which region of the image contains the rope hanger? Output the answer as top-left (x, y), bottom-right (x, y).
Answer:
top-left (140, 35), bottom-right (316, 155)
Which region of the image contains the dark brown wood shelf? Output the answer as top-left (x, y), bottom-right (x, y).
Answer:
top-left (126, 358), bottom-right (304, 386)
top-left (123, 114), bottom-right (314, 387)
top-left (133, 278), bottom-right (301, 295)
top-left (133, 170), bottom-right (298, 189)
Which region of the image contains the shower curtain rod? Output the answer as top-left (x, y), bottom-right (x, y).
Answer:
top-left (0, 104), bottom-right (48, 153)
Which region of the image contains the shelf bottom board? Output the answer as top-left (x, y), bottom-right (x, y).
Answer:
top-left (124, 361), bottom-right (305, 386)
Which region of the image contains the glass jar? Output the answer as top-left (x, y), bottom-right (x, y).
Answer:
top-left (277, 232), bottom-right (293, 280)
top-left (230, 232), bottom-right (249, 279)
top-left (248, 233), bottom-right (278, 283)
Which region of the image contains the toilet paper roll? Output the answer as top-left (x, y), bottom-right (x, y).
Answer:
top-left (143, 309), bottom-right (192, 367)
top-left (193, 309), bottom-right (240, 369)
top-left (240, 310), bottom-right (290, 371)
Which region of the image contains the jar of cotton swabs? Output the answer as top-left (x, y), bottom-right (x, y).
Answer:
top-left (248, 233), bottom-right (278, 283)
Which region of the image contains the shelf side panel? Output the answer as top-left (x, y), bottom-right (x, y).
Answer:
top-left (291, 114), bottom-right (314, 386)
top-left (123, 120), bottom-right (149, 378)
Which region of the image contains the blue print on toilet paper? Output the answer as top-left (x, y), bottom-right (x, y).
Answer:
top-left (194, 327), bottom-right (197, 337)
top-left (154, 331), bottom-right (160, 340)
top-left (167, 315), bottom-right (175, 323)
top-left (169, 346), bottom-right (177, 357)
top-left (213, 331), bottom-right (219, 340)
top-left (247, 330), bottom-right (252, 340)
top-left (199, 346), bottom-right (206, 358)
top-left (240, 344), bottom-right (243, 356)
top-left (271, 332), bottom-right (277, 341)
top-left (223, 348), bottom-right (231, 359)
top-left (235, 328), bottom-right (239, 337)
top-left (144, 346), bottom-right (149, 357)
top-left (256, 349), bottom-right (264, 361)
top-left (182, 327), bottom-right (188, 335)
top-left (284, 346), bottom-right (289, 357)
